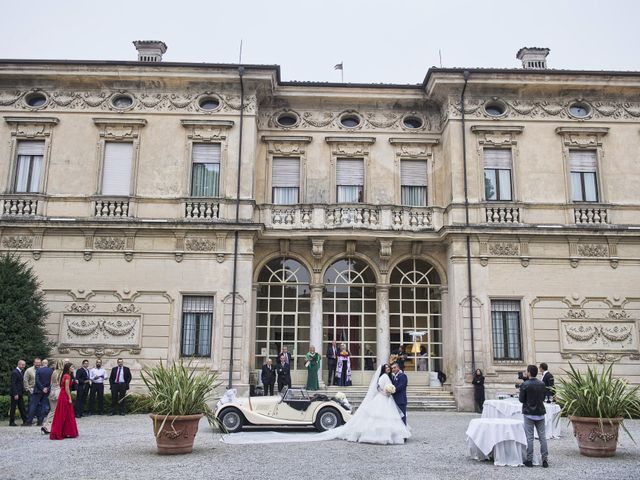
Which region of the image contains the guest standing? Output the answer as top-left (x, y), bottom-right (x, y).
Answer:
top-left (364, 344), bottom-right (376, 371)
top-left (74, 359), bottom-right (91, 418)
top-left (261, 358), bottom-right (276, 396)
top-left (336, 343), bottom-right (352, 387)
top-left (472, 368), bottom-right (485, 414)
top-left (519, 365), bottom-right (549, 468)
top-left (305, 346), bottom-right (320, 391)
top-left (88, 359), bottom-right (106, 415)
top-left (9, 360), bottom-right (27, 426)
top-left (277, 345), bottom-right (292, 367)
top-left (326, 340), bottom-right (338, 386)
top-left (392, 346), bottom-right (407, 371)
top-left (539, 363), bottom-right (555, 402)
top-left (49, 362), bottom-right (79, 440)
top-left (276, 354), bottom-right (291, 393)
top-left (42, 360), bottom-right (63, 435)
top-left (109, 358), bottom-right (131, 416)
top-left (27, 359), bottom-right (53, 427)
top-left (22, 357), bottom-right (41, 425)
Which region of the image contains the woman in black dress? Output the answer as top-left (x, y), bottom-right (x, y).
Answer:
top-left (472, 368), bottom-right (485, 413)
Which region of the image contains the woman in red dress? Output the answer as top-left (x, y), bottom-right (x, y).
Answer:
top-left (49, 362), bottom-right (79, 440)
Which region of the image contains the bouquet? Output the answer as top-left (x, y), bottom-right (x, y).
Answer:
top-left (384, 384), bottom-right (396, 395)
top-left (334, 392), bottom-right (346, 400)
top-left (340, 350), bottom-right (349, 357)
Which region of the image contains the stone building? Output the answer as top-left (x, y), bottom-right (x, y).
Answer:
top-left (1, 43), bottom-right (638, 410)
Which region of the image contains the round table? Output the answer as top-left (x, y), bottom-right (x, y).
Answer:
top-left (482, 398), bottom-right (562, 438)
top-left (466, 418), bottom-right (528, 466)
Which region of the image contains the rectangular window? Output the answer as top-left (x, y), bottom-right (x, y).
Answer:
top-left (272, 157), bottom-right (300, 204)
top-left (336, 158), bottom-right (364, 203)
top-left (181, 296), bottom-right (214, 357)
top-left (484, 148), bottom-right (512, 201)
top-left (191, 143), bottom-right (220, 197)
top-left (491, 300), bottom-right (522, 361)
top-left (101, 142), bottom-right (133, 196)
top-left (14, 141), bottom-right (44, 193)
top-left (401, 160), bottom-right (427, 206)
top-left (570, 150), bottom-right (598, 202)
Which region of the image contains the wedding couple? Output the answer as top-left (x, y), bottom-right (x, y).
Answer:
top-left (223, 362), bottom-right (411, 445)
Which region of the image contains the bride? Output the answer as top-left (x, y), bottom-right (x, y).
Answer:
top-left (222, 363), bottom-right (410, 445)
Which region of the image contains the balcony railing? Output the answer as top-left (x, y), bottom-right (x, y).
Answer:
top-left (94, 199), bottom-right (130, 218)
top-left (184, 200), bottom-right (220, 220)
top-left (574, 206), bottom-right (608, 225)
top-left (260, 204), bottom-right (434, 231)
top-left (485, 205), bottom-right (521, 224)
top-left (2, 197), bottom-right (40, 217)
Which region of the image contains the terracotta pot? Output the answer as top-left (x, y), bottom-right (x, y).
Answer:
top-left (149, 413), bottom-right (204, 455)
top-left (569, 416), bottom-right (623, 457)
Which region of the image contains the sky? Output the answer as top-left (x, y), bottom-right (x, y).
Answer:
top-left (1, 0), bottom-right (639, 84)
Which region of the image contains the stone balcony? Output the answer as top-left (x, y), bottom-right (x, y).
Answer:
top-left (1, 195), bottom-right (43, 218)
top-left (258, 204), bottom-right (436, 231)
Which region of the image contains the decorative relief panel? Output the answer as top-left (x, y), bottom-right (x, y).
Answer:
top-left (1, 90), bottom-right (256, 114)
top-left (58, 314), bottom-right (142, 355)
top-left (2, 235), bottom-right (34, 249)
top-left (488, 242), bottom-right (519, 256)
top-left (94, 237), bottom-right (126, 250)
top-left (577, 244), bottom-right (608, 257)
top-left (185, 237), bottom-right (216, 251)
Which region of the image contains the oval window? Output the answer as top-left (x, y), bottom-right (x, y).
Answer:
top-left (403, 116), bottom-right (423, 129)
top-left (340, 114), bottom-right (361, 128)
top-left (199, 97), bottom-right (220, 110)
top-left (276, 113), bottom-right (298, 127)
top-left (568, 102), bottom-right (591, 118)
top-left (25, 92), bottom-right (47, 108)
top-left (484, 101), bottom-right (506, 117)
top-left (111, 95), bottom-right (133, 109)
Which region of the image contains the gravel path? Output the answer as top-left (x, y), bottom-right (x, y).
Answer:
top-left (1, 413), bottom-right (638, 480)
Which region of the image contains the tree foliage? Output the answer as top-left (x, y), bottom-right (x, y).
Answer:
top-left (0, 254), bottom-right (52, 394)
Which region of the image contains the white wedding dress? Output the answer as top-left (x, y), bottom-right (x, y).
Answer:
top-left (221, 369), bottom-right (411, 445)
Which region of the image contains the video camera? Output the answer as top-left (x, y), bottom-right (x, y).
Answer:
top-left (515, 370), bottom-right (525, 389)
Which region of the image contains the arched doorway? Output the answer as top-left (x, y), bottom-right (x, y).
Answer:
top-left (255, 257), bottom-right (311, 373)
top-left (390, 258), bottom-right (443, 372)
top-left (322, 258), bottom-right (377, 382)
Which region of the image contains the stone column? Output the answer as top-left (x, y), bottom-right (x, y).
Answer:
top-left (310, 284), bottom-right (324, 387)
top-left (376, 284), bottom-right (390, 367)
top-left (439, 285), bottom-right (450, 376)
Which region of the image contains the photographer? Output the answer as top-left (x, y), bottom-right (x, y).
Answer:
top-left (519, 365), bottom-right (549, 468)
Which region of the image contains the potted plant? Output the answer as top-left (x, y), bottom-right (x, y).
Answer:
top-left (141, 359), bottom-right (222, 455)
top-left (554, 362), bottom-right (640, 457)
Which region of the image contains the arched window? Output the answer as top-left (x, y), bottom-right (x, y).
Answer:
top-left (323, 259), bottom-right (377, 372)
top-left (390, 259), bottom-right (443, 372)
top-left (255, 257), bottom-right (310, 370)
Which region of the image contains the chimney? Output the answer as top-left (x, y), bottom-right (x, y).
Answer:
top-left (516, 47), bottom-right (550, 70)
top-left (133, 40), bottom-right (168, 63)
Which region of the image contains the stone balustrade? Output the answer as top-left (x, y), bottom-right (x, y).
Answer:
top-left (485, 205), bottom-right (521, 224)
top-left (94, 199), bottom-right (130, 218)
top-left (2, 197), bottom-right (39, 217)
top-left (184, 200), bottom-right (220, 220)
top-left (574, 206), bottom-right (608, 225)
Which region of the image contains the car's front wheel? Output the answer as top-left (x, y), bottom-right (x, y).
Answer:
top-left (314, 407), bottom-right (342, 432)
top-left (219, 408), bottom-right (244, 433)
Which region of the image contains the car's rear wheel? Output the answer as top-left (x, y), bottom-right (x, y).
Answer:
top-left (219, 408), bottom-right (244, 433)
top-left (314, 407), bottom-right (342, 432)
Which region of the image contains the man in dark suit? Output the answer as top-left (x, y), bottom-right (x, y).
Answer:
top-left (261, 358), bottom-right (276, 396)
top-left (9, 360), bottom-right (27, 426)
top-left (539, 363), bottom-right (555, 402)
top-left (326, 340), bottom-right (338, 386)
top-left (391, 362), bottom-right (408, 426)
top-left (277, 345), bottom-right (292, 367)
top-left (27, 359), bottom-right (53, 426)
top-left (75, 359), bottom-right (91, 417)
top-left (519, 365), bottom-right (549, 468)
top-left (276, 354), bottom-right (291, 393)
top-left (109, 358), bottom-right (131, 416)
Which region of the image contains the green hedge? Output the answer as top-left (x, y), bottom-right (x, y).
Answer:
top-left (1, 393), bottom-right (152, 421)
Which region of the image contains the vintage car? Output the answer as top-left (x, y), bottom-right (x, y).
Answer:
top-left (215, 387), bottom-right (352, 433)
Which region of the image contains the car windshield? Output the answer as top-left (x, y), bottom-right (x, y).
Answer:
top-left (283, 388), bottom-right (309, 402)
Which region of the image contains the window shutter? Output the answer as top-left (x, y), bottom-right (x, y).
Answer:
top-left (17, 141), bottom-right (45, 156)
top-left (102, 142), bottom-right (133, 196)
top-left (570, 150), bottom-right (597, 172)
top-left (401, 160), bottom-right (427, 186)
top-left (192, 143), bottom-right (221, 164)
top-left (272, 158), bottom-right (300, 187)
top-left (336, 159), bottom-right (364, 185)
top-left (484, 149), bottom-right (512, 169)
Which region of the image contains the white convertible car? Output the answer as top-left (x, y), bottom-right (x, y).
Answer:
top-left (215, 387), bottom-right (352, 433)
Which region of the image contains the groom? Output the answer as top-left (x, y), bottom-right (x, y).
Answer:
top-left (391, 363), bottom-right (408, 425)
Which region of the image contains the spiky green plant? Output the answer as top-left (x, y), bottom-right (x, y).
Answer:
top-left (555, 363), bottom-right (640, 440)
top-left (139, 359), bottom-right (223, 436)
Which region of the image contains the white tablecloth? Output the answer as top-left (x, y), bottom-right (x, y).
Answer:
top-left (465, 418), bottom-right (527, 466)
top-left (482, 398), bottom-right (562, 438)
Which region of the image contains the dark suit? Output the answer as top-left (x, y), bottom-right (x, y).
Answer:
top-left (109, 365), bottom-right (132, 415)
top-left (261, 363), bottom-right (276, 396)
top-left (27, 366), bottom-right (53, 425)
top-left (276, 352), bottom-right (292, 367)
top-left (276, 362), bottom-right (291, 392)
top-left (9, 368), bottom-right (26, 425)
top-left (392, 371), bottom-right (408, 424)
top-left (75, 366), bottom-right (91, 417)
top-left (541, 370), bottom-right (555, 400)
top-left (326, 345), bottom-right (338, 385)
